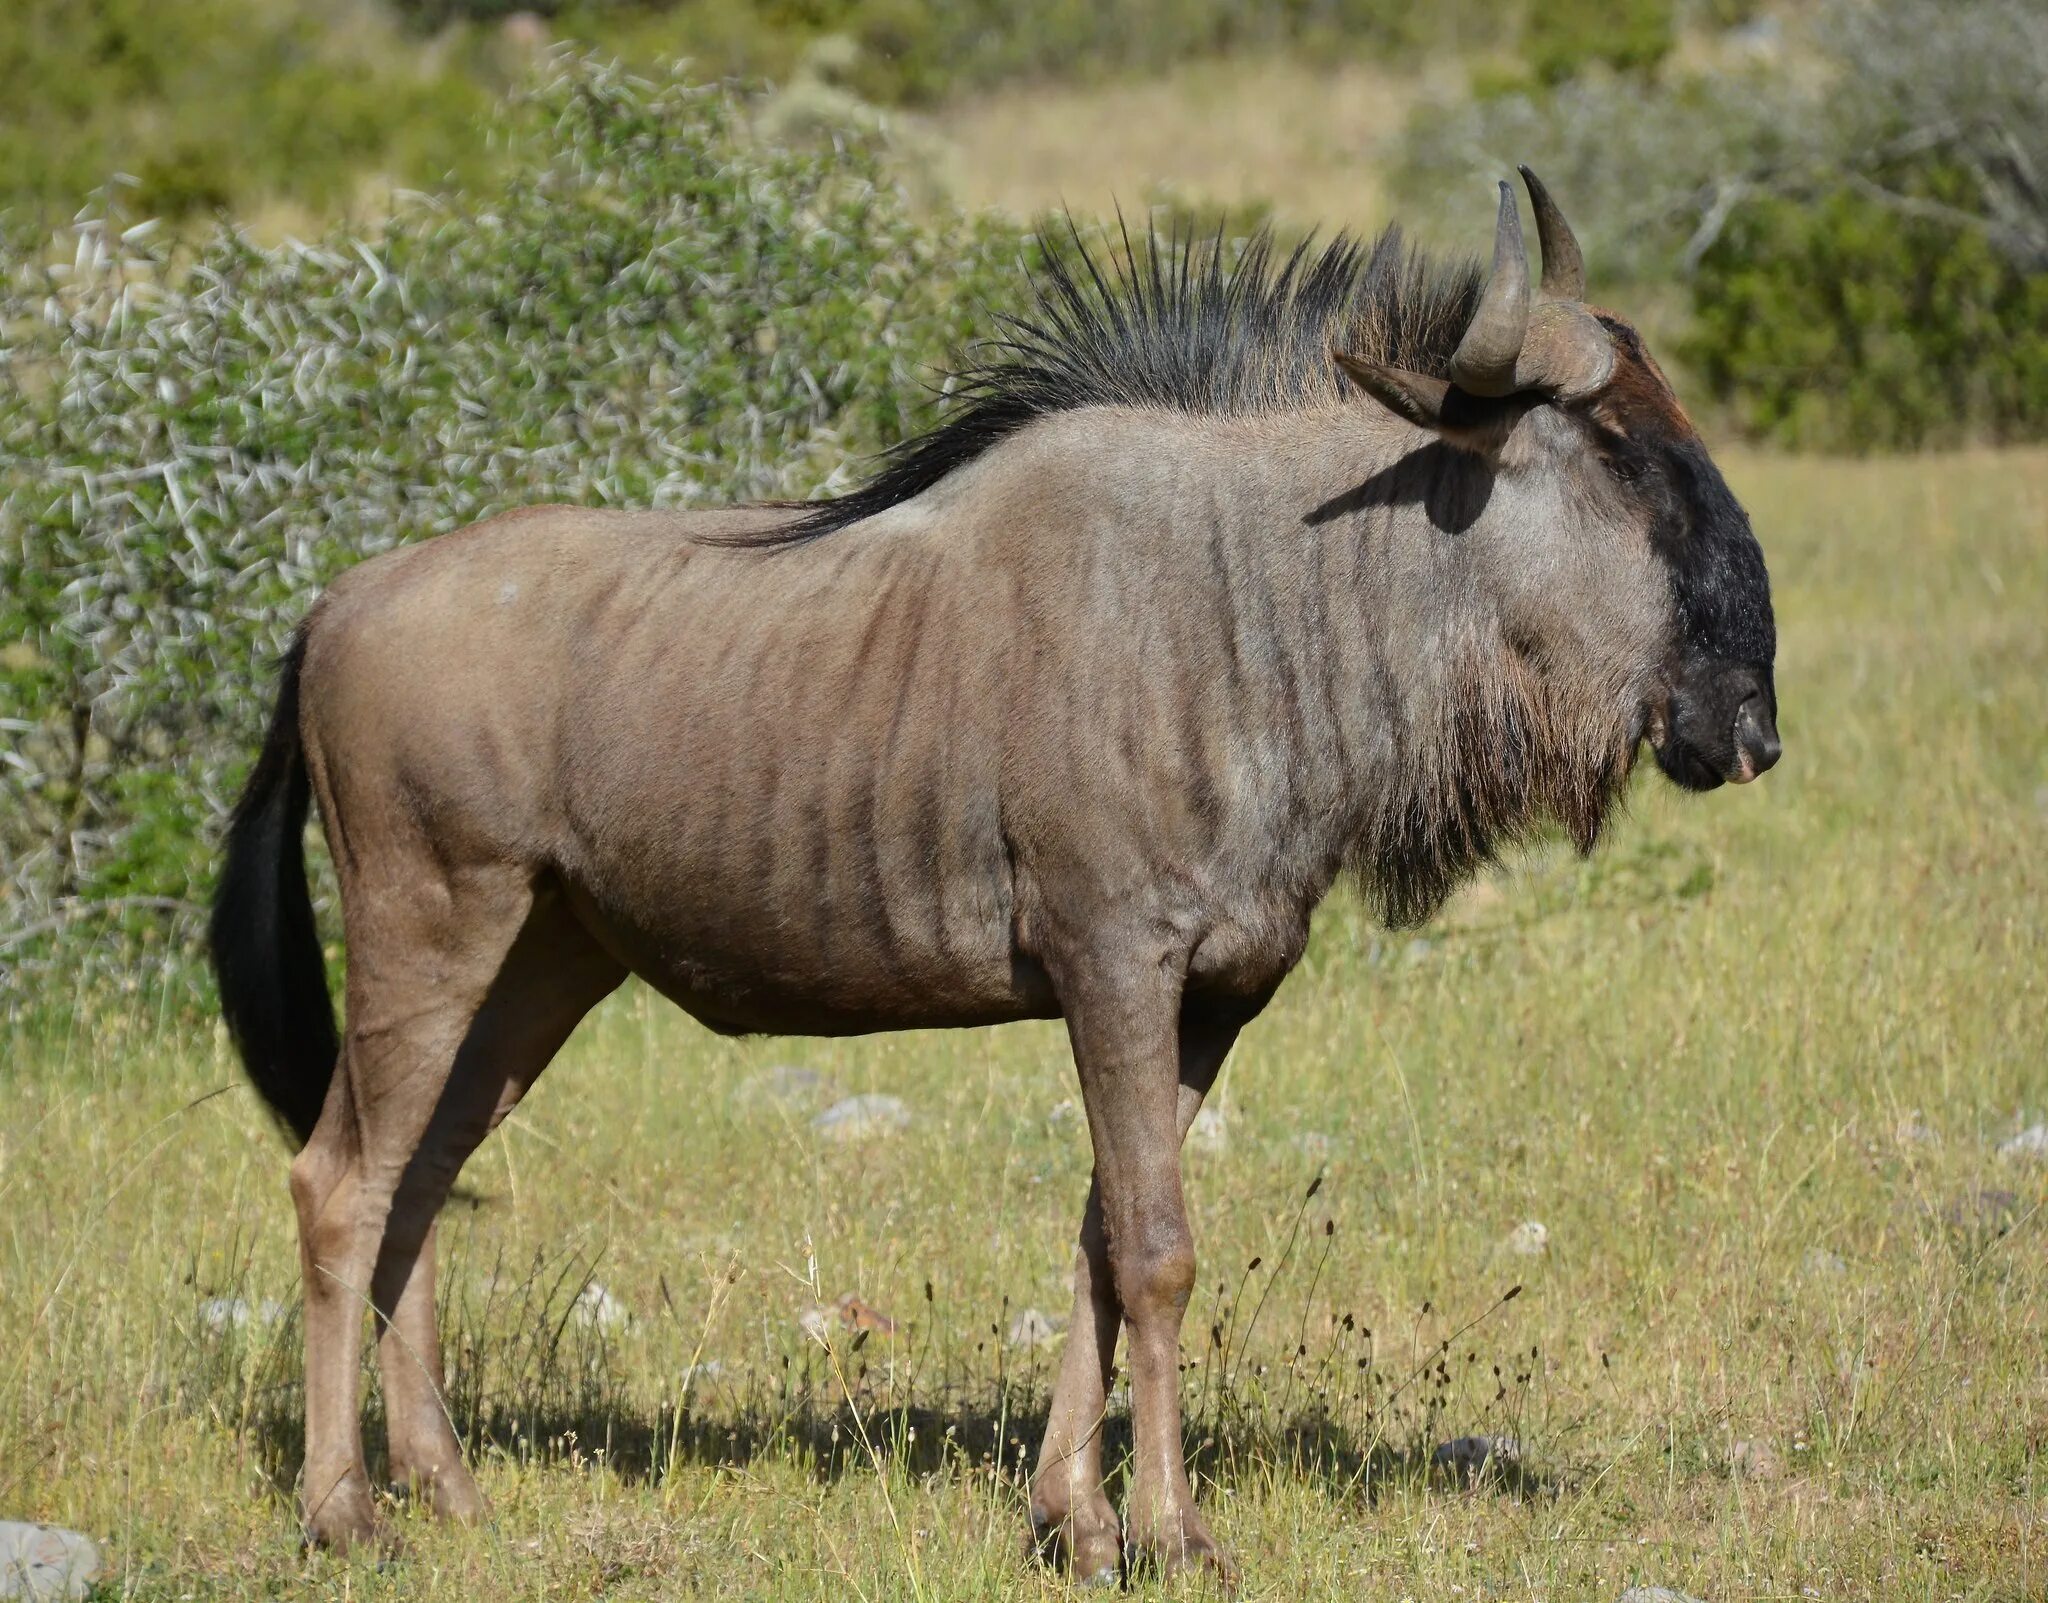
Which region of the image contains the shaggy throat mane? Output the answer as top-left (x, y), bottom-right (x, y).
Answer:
top-left (1352, 644), bottom-right (1643, 928)
top-left (777, 221), bottom-right (1487, 541)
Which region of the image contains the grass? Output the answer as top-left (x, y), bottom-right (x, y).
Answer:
top-left (910, 54), bottom-right (1465, 240)
top-left (2, 447), bottom-right (2045, 1599)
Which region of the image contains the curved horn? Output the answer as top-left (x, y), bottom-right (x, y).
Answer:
top-left (1448, 181), bottom-right (1530, 398)
top-left (1518, 164), bottom-right (1585, 301)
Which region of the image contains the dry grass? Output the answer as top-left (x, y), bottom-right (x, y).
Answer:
top-left (908, 55), bottom-right (1469, 238)
top-left (2, 448), bottom-right (2046, 1599)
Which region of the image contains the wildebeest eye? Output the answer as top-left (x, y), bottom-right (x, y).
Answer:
top-left (1606, 453), bottom-right (1651, 485)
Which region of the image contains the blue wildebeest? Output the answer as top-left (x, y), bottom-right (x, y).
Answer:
top-left (210, 169), bottom-right (1778, 1579)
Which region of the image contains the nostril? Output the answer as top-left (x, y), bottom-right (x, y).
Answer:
top-left (1734, 696), bottom-right (1781, 774)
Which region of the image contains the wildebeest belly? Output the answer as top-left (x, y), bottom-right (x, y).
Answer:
top-left (555, 791), bottom-right (1046, 1035)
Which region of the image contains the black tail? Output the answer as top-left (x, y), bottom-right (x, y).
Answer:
top-left (208, 629), bottom-right (338, 1147)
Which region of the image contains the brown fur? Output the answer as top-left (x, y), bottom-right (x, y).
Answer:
top-left (1589, 313), bottom-right (1697, 440)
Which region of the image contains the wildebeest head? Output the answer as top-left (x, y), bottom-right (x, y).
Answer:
top-left (1334, 170), bottom-right (1780, 794)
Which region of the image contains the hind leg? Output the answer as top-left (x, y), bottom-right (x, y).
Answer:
top-left (372, 890), bottom-right (624, 1519)
top-left (290, 858), bottom-right (542, 1551)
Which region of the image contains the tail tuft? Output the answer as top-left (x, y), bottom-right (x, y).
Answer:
top-left (208, 629), bottom-right (338, 1147)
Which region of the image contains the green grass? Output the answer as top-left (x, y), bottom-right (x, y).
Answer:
top-left (3, 448), bottom-right (2045, 1598)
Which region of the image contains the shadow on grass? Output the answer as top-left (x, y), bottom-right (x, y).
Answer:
top-left (223, 1335), bottom-right (1546, 1517)
top-left (188, 1211), bottom-right (1549, 1519)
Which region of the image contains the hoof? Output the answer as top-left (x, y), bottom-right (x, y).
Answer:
top-left (1126, 1511), bottom-right (1237, 1591)
top-left (1028, 1493), bottom-right (1123, 1585)
top-left (390, 1465), bottom-right (486, 1525)
top-left (302, 1509), bottom-right (394, 1559)
top-left (302, 1471), bottom-right (391, 1557)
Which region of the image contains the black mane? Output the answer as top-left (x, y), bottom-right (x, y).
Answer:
top-left (783, 219), bottom-right (1486, 540)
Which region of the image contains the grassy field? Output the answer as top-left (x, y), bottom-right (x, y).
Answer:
top-left (2, 448), bottom-right (2044, 1599)
top-left (912, 55), bottom-right (1458, 239)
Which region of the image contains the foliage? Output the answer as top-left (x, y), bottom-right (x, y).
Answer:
top-left (0, 56), bottom-right (1022, 999)
top-left (1519, 0), bottom-right (1676, 88)
top-left (1393, 0), bottom-right (2048, 449)
top-left (0, 0), bottom-right (498, 225)
top-left (1685, 172), bottom-right (2048, 451)
top-left (553, 0), bottom-right (1508, 106)
top-left (0, 0), bottom-right (1539, 223)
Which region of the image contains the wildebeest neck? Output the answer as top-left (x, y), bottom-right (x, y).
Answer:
top-left (981, 406), bottom-right (1651, 932)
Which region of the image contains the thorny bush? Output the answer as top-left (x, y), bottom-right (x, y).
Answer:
top-left (0, 56), bottom-right (1020, 1007)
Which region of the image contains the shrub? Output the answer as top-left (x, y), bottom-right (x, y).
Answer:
top-left (1520, 0), bottom-right (1675, 88)
top-left (1391, 0), bottom-right (2048, 450)
top-left (1684, 172), bottom-right (2048, 451)
top-left (0, 0), bottom-right (496, 226)
top-left (0, 56), bottom-right (1023, 1002)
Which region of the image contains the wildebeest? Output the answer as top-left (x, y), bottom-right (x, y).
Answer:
top-left (210, 169), bottom-right (1778, 1579)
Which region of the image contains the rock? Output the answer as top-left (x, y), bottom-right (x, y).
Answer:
top-left (836, 1293), bottom-right (897, 1336)
top-left (572, 1282), bottom-right (627, 1331)
top-left (197, 1297), bottom-right (286, 1333)
top-left (197, 1297), bottom-right (243, 1332)
top-left (1432, 1434), bottom-right (1520, 1484)
top-left (1728, 1437), bottom-right (1780, 1480)
top-left (1186, 1106), bottom-right (1228, 1155)
top-left (1998, 1123), bottom-right (2048, 1161)
top-left (1006, 1307), bottom-right (1063, 1349)
top-left (813, 1093), bottom-right (912, 1141)
top-left (797, 1295), bottom-right (897, 1344)
top-left (738, 1064), bottom-right (837, 1108)
top-left (1941, 1185), bottom-right (2020, 1238)
top-left (1504, 1220), bottom-right (1549, 1257)
top-left (0, 1522), bottom-right (103, 1600)
top-left (1618, 1590), bottom-right (1705, 1603)
top-left (1800, 1247), bottom-right (1847, 1277)
top-left (1893, 1109), bottom-right (1938, 1146)
top-left (1295, 1130), bottom-right (1332, 1161)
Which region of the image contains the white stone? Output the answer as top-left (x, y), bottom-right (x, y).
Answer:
top-left (198, 1297), bottom-right (286, 1333)
top-left (1432, 1434), bottom-right (1520, 1483)
top-left (0, 1522), bottom-right (103, 1600)
top-left (1504, 1220), bottom-right (1549, 1257)
top-left (737, 1064), bottom-right (836, 1107)
top-left (1619, 1590), bottom-right (1706, 1603)
top-left (1728, 1437), bottom-right (1781, 1480)
top-left (813, 1093), bottom-right (913, 1141)
top-left (1186, 1106), bottom-right (1228, 1155)
top-left (573, 1282), bottom-right (628, 1331)
top-left (1006, 1307), bottom-right (1063, 1349)
top-left (1998, 1122), bottom-right (2048, 1160)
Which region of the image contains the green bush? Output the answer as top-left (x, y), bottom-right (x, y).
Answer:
top-left (1394, 0), bottom-right (2048, 451)
top-left (1684, 170), bottom-right (2048, 451)
top-left (1521, 0), bottom-right (1675, 87)
top-left (0, 0), bottom-right (496, 225)
top-left (0, 56), bottom-right (1022, 1001)
top-left (570, 0), bottom-right (1507, 108)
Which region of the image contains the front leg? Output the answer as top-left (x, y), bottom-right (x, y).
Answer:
top-left (1031, 994), bottom-right (1260, 1581)
top-left (1047, 948), bottom-right (1240, 1583)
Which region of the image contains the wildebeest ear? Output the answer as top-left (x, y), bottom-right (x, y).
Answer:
top-left (1333, 351), bottom-right (1507, 446)
top-left (1332, 353), bottom-right (1450, 427)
